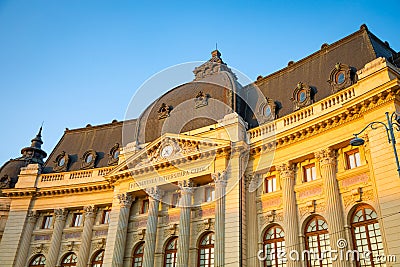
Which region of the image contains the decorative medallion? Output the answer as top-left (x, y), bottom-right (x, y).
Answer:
top-left (195, 91), bottom-right (210, 108)
top-left (53, 151), bottom-right (69, 172)
top-left (0, 174), bottom-right (11, 189)
top-left (327, 63), bottom-right (357, 93)
top-left (291, 82), bottom-right (316, 111)
top-left (108, 143), bottom-right (120, 166)
top-left (81, 149), bottom-right (97, 169)
top-left (158, 103), bottom-right (172, 119)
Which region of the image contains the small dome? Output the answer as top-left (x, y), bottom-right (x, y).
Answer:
top-left (0, 159), bottom-right (28, 188)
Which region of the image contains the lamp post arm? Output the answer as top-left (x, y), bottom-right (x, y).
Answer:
top-left (386, 112), bottom-right (400, 176)
top-left (353, 121), bottom-right (390, 143)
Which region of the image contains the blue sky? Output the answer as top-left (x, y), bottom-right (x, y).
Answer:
top-left (0, 0), bottom-right (399, 165)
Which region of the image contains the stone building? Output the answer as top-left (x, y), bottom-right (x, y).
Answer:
top-left (1, 25), bottom-right (400, 267)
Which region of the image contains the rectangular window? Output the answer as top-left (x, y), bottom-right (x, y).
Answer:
top-left (102, 210), bottom-right (111, 224)
top-left (72, 213), bottom-right (83, 227)
top-left (204, 186), bottom-right (215, 202)
top-left (346, 149), bottom-right (361, 169)
top-left (265, 176), bottom-right (277, 193)
top-left (141, 199), bottom-right (149, 214)
top-left (170, 193), bottom-right (180, 208)
top-left (42, 215), bottom-right (53, 229)
top-left (303, 164), bottom-right (316, 182)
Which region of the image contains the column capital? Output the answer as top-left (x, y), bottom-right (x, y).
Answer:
top-left (212, 171), bottom-right (227, 187)
top-left (278, 163), bottom-right (294, 180)
top-left (54, 208), bottom-right (68, 221)
top-left (145, 186), bottom-right (164, 201)
top-left (248, 173), bottom-right (262, 192)
top-left (27, 210), bottom-right (39, 223)
top-left (315, 148), bottom-right (336, 166)
top-left (178, 179), bottom-right (195, 195)
top-left (117, 193), bottom-right (134, 208)
top-left (83, 205), bottom-right (97, 218)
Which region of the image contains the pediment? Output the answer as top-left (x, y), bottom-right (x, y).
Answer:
top-left (106, 133), bottom-right (230, 178)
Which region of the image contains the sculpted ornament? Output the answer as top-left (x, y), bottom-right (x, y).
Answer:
top-left (117, 193), bottom-right (133, 208)
top-left (27, 210), bottom-right (39, 223)
top-left (315, 148), bottom-right (336, 166)
top-left (278, 163), bottom-right (294, 179)
top-left (212, 171), bottom-right (227, 187)
top-left (145, 187), bottom-right (164, 200)
top-left (54, 208), bottom-right (68, 221)
top-left (84, 205), bottom-right (96, 218)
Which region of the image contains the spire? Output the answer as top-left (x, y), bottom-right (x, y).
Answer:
top-left (30, 126), bottom-right (43, 149)
top-left (20, 126), bottom-right (47, 165)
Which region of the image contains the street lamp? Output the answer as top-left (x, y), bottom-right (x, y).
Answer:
top-left (350, 111), bottom-right (400, 177)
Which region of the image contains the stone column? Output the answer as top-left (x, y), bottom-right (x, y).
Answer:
top-left (14, 211), bottom-right (39, 267)
top-left (77, 205), bottom-right (96, 267)
top-left (278, 163), bottom-right (301, 267)
top-left (213, 171), bottom-right (228, 267)
top-left (46, 208), bottom-right (68, 267)
top-left (142, 187), bottom-right (164, 267)
top-left (315, 148), bottom-right (348, 267)
top-left (176, 180), bottom-right (194, 267)
top-left (112, 193), bottom-right (133, 267)
top-left (247, 174), bottom-right (261, 267)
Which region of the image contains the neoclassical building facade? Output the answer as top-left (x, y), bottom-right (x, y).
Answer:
top-left (1, 25), bottom-right (400, 267)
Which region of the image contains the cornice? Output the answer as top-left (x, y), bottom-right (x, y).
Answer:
top-left (249, 80), bottom-right (400, 156)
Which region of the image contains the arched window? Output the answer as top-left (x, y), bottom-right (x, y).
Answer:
top-left (198, 232), bottom-right (215, 267)
top-left (91, 250), bottom-right (104, 267)
top-left (164, 237), bottom-right (178, 267)
top-left (29, 254), bottom-right (46, 267)
top-left (263, 225), bottom-right (286, 267)
top-left (305, 216), bottom-right (332, 267)
top-left (351, 205), bottom-right (384, 267)
top-left (132, 242), bottom-right (144, 267)
top-left (61, 253), bottom-right (77, 267)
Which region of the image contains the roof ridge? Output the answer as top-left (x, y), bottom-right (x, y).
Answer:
top-left (250, 25), bottom-right (371, 88)
top-left (64, 119), bottom-right (136, 134)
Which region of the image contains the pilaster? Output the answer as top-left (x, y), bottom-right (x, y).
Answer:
top-left (278, 163), bottom-right (301, 267)
top-left (14, 210), bottom-right (39, 267)
top-left (176, 180), bottom-right (194, 267)
top-left (46, 208), bottom-right (68, 267)
top-left (213, 171), bottom-right (228, 267)
top-left (77, 205), bottom-right (96, 267)
top-left (142, 187), bottom-right (164, 267)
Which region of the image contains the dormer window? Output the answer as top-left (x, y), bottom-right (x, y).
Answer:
top-left (108, 143), bottom-right (120, 166)
top-left (53, 151), bottom-right (69, 172)
top-left (81, 150), bottom-right (97, 169)
top-left (328, 63), bottom-right (357, 93)
top-left (291, 82), bottom-right (316, 111)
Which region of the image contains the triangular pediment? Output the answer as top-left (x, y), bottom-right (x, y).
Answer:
top-left (106, 133), bottom-right (230, 178)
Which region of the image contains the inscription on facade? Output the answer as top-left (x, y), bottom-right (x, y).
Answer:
top-left (130, 165), bottom-right (210, 190)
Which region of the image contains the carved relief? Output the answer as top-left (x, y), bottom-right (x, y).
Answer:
top-left (61, 241), bottom-right (79, 253)
top-left (195, 91), bottom-right (210, 108)
top-left (195, 219), bottom-right (214, 235)
top-left (291, 82), bottom-right (316, 111)
top-left (327, 63), bottom-right (357, 93)
top-left (30, 244), bottom-right (49, 256)
top-left (163, 223), bottom-right (178, 239)
top-left (158, 103), bottom-right (172, 119)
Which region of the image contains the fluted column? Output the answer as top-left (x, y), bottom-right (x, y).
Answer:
top-left (46, 208), bottom-right (68, 267)
top-left (278, 163), bottom-right (301, 267)
top-left (14, 211), bottom-right (39, 267)
top-left (143, 187), bottom-right (164, 267)
top-left (315, 148), bottom-right (348, 267)
top-left (176, 180), bottom-right (194, 267)
top-left (77, 205), bottom-right (96, 267)
top-left (213, 171), bottom-right (227, 267)
top-left (112, 193), bottom-right (133, 267)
